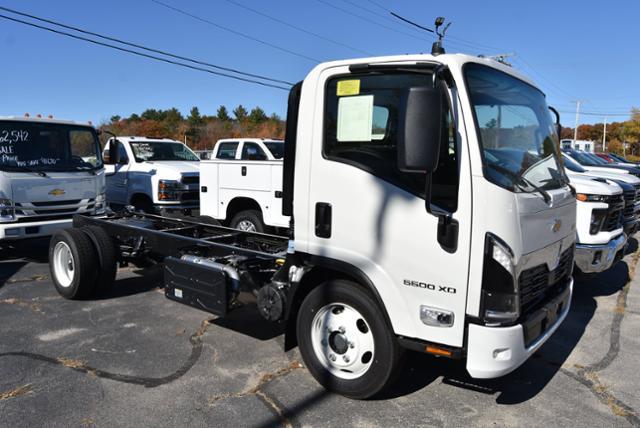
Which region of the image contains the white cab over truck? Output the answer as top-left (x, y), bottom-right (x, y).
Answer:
top-left (48, 52), bottom-right (576, 399)
top-left (200, 138), bottom-right (287, 232)
top-left (103, 136), bottom-right (200, 216)
top-left (565, 171), bottom-right (626, 274)
top-left (0, 116), bottom-right (105, 241)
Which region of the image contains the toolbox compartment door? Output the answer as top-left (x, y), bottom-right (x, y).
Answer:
top-left (164, 257), bottom-right (229, 316)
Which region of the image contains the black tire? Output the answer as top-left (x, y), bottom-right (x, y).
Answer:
top-left (193, 215), bottom-right (221, 226)
top-left (48, 229), bottom-right (99, 299)
top-left (296, 280), bottom-right (402, 399)
top-left (81, 226), bottom-right (118, 294)
top-left (131, 195), bottom-right (154, 214)
top-left (230, 210), bottom-right (265, 233)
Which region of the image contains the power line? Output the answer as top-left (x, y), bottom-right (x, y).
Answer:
top-left (150, 0), bottom-right (320, 63)
top-left (222, 0), bottom-right (373, 56)
top-left (0, 5), bottom-right (293, 86)
top-left (0, 13), bottom-right (291, 91)
top-left (314, 0), bottom-right (430, 43)
top-left (557, 110), bottom-right (630, 117)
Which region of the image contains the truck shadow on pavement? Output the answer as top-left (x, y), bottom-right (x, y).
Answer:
top-left (376, 257), bottom-right (631, 405)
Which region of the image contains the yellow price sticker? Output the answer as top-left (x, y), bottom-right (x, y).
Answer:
top-left (337, 79), bottom-right (360, 96)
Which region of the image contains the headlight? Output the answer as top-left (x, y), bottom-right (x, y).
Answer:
top-left (480, 233), bottom-right (519, 325)
top-left (158, 179), bottom-right (180, 201)
top-left (590, 209), bottom-right (607, 234)
top-left (0, 198), bottom-right (15, 222)
top-left (94, 192), bottom-right (106, 215)
top-left (576, 193), bottom-right (608, 202)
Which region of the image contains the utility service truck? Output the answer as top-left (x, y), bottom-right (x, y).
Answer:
top-left (103, 136), bottom-right (200, 216)
top-left (0, 115), bottom-right (105, 241)
top-left (48, 51), bottom-right (576, 399)
top-left (200, 138), bottom-right (287, 232)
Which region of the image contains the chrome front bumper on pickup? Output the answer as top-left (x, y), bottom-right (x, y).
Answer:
top-left (574, 233), bottom-right (627, 274)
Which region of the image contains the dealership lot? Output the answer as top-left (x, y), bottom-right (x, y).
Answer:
top-left (0, 239), bottom-right (638, 427)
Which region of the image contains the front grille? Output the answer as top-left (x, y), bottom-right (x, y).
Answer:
top-left (602, 200), bottom-right (624, 232)
top-left (15, 198), bottom-right (95, 220)
top-left (181, 175), bottom-right (200, 185)
top-left (623, 189), bottom-right (636, 218)
top-left (180, 191), bottom-right (199, 202)
top-left (519, 246), bottom-right (574, 315)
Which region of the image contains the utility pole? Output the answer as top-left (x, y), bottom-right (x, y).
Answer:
top-left (572, 100), bottom-right (583, 146)
top-left (602, 116), bottom-right (608, 152)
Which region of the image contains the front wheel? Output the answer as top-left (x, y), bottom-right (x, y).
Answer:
top-left (296, 280), bottom-right (402, 399)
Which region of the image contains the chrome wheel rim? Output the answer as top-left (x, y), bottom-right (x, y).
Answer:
top-left (310, 303), bottom-right (375, 380)
top-left (53, 242), bottom-right (75, 288)
top-left (237, 220), bottom-right (257, 232)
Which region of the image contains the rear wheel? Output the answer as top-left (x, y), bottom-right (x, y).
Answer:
top-left (230, 210), bottom-right (264, 233)
top-left (296, 280), bottom-right (402, 399)
top-left (82, 226), bottom-right (118, 294)
top-left (49, 229), bottom-right (98, 299)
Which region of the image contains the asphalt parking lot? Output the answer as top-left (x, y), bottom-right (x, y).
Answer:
top-left (0, 239), bottom-right (639, 427)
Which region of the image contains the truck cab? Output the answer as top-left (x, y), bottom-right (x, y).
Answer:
top-left (0, 116), bottom-right (105, 241)
top-left (212, 138), bottom-right (284, 161)
top-left (103, 136), bottom-right (200, 215)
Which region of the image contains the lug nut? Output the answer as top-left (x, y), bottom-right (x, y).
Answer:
top-left (348, 342), bottom-right (355, 349)
top-left (338, 326), bottom-right (346, 333)
top-left (343, 355), bottom-right (350, 363)
top-left (329, 354), bottom-right (336, 361)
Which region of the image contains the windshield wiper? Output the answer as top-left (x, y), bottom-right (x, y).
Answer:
top-left (5, 165), bottom-right (48, 177)
top-left (486, 163), bottom-right (551, 204)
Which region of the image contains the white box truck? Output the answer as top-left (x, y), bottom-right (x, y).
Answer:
top-left (0, 116), bottom-right (105, 241)
top-left (200, 138), bottom-right (287, 232)
top-left (47, 52), bottom-right (576, 399)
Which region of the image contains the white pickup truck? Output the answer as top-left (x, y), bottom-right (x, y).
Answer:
top-left (199, 138), bottom-right (287, 232)
top-left (0, 116), bottom-right (105, 241)
top-left (103, 136), bottom-right (200, 216)
top-left (565, 172), bottom-right (627, 274)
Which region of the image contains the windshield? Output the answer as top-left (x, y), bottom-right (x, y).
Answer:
top-left (465, 63), bottom-right (566, 192)
top-left (568, 150), bottom-right (602, 166)
top-left (584, 152), bottom-right (608, 165)
top-left (130, 141), bottom-right (199, 162)
top-left (562, 154), bottom-right (587, 172)
top-left (0, 121), bottom-right (102, 172)
top-left (264, 141), bottom-right (284, 159)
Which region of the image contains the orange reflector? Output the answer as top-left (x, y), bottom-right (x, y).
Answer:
top-left (576, 194), bottom-right (587, 202)
top-left (425, 346), bottom-right (452, 357)
top-left (275, 258), bottom-right (285, 266)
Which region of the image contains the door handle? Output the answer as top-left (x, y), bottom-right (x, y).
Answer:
top-left (241, 166), bottom-right (247, 176)
top-left (315, 202), bottom-right (332, 238)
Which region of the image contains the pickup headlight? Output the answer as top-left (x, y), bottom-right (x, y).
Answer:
top-left (576, 193), bottom-right (608, 202)
top-left (0, 198), bottom-right (15, 222)
top-left (480, 233), bottom-right (519, 325)
top-left (158, 179), bottom-right (180, 201)
top-left (94, 192), bottom-right (106, 215)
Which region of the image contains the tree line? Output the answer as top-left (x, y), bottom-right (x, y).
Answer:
top-left (101, 105), bottom-right (285, 150)
top-left (561, 107), bottom-right (640, 156)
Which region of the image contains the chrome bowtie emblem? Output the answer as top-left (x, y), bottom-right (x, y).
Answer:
top-left (550, 218), bottom-right (562, 233)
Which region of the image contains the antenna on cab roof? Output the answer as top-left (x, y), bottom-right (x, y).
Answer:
top-left (389, 12), bottom-right (451, 56)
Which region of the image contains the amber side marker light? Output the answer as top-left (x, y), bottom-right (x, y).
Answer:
top-left (576, 193), bottom-right (588, 202)
top-left (425, 346), bottom-right (453, 357)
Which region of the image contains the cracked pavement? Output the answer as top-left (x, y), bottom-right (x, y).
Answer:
top-left (0, 238), bottom-right (638, 427)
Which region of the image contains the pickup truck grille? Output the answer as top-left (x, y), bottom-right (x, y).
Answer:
top-left (519, 246), bottom-right (574, 315)
top-left (623, 184), bottom-right (640, 218)
top-left (180, 191), bottom-right (199, 202)
top-left (14, 198), bottom-right (95, 220)
top-left (181, 175), bottom-right (200, 186)
top-left (601, 197), bottom-right (624, 232)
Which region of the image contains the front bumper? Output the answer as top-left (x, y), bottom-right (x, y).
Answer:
top-left (466, 278), bottom-right (572, 379)
top-left (155, 204), bottom-right (199, 217)
top-left (0, 218), bottom-right (73, 240)
top-left (574, 233), bottom-right (627, 273)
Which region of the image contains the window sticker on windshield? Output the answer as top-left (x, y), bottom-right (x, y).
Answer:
top-left (337, 79), bottom-right (360, 96)
top-left (337, 95), bottom-right (373, 142)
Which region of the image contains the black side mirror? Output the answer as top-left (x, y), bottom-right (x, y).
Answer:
top-left (549, 106), bottom-right (562, 139)
top-left (398, 86), bottom-right (443, 173)
top-left (109, 139), bottom-right (121, 165)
